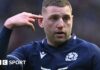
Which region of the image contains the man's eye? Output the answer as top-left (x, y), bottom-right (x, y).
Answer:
top-left (62, 15), bottom-right (70, 21)
top-left (50, 15), bottom-right (59, 21)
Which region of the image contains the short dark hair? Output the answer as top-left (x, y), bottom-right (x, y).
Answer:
top-left (42, 0), bottom-right (72, 14)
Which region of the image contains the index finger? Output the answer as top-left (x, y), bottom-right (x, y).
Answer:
top-left (31, 14), bottom-right (43, 19)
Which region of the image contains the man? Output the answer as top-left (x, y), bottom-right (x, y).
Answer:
top-left (0, 0), bottom-right (100, 70)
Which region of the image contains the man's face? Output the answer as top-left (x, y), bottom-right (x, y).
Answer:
top-left (42, 5), bottom-right (73, 46)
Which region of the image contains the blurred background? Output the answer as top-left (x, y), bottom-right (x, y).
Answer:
top-left (0, 0), bottom-right (100, 53)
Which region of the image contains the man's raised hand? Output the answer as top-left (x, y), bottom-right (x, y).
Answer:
top-left (4, 12), bottom-right (43, 31)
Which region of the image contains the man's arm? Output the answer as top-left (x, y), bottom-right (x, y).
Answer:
top-left (0, 12), bottom-right (43, 59)
top-left (0, 27), bottom-right (12, 59)
top-left (0, 12), bottom-right (42, 70)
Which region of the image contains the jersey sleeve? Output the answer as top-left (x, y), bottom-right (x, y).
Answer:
top-left (0, 26), bottom-right (12, 59)
top-left (5, 42), bottom-right (35, 70)
top-left (6, 45), bottom-right (27, 70)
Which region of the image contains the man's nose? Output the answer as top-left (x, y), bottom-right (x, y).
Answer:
top-left (56, 18), bottom-right (64, 29)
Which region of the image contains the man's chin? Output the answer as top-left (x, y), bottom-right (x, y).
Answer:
top-left (54, 38), bottom-right (66, 43)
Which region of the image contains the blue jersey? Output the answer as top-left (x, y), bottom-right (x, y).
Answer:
top-left (1, 27), bottom-right (100, 70)
top-left (0, 27), bottom-right (12, 59)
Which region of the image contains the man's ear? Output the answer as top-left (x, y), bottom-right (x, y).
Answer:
top-left (38, 17), bottom-right (44, 28)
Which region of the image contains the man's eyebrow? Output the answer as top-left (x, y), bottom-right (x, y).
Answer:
top-left (49, 14), bottom-right (71, 19)
top-left (51, 14), bottom-right (70, 17)
top-left (63, 14), bottom-right (70, 18)
top-left (50, 14), bottom-right (59, 17)
top-left (63, 14), bottom-right (70, 17)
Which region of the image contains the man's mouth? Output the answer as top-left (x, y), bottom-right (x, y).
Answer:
top-left (55, 32), bottom-right (65, 34)
top-left (55, 32), bottom-right (65, 38)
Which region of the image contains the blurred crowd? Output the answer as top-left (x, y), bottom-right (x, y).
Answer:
top-left (0, 0), bottom-right (100, 52)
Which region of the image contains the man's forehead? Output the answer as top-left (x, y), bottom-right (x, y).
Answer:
top-left (44, 6), bottom-right (72, 15)
top-left (45, 6), bottom-right (72, 14)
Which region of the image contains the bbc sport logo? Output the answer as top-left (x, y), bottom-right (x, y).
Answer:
top-left (0, 60), bottom-right (26, 65)
top-left (0, 60), bottom-right (8, 65)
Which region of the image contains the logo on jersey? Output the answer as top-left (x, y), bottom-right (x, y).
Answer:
top-left (65, 52), bottom-right (78, 61)
top-left (40, 51), bottom-right (46, 59)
